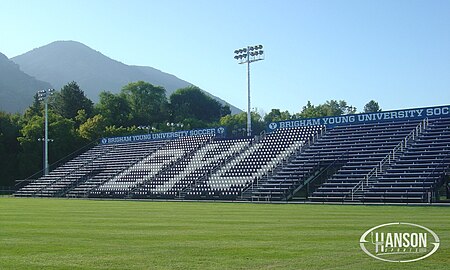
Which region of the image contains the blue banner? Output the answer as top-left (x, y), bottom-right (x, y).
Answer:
top-left (267, 105), bottom-right (450, 132)
top-left (101, 127), bottom-right (226, 145)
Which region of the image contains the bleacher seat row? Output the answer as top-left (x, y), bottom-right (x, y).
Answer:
top-left (16, 114), bottom-right (450, 203)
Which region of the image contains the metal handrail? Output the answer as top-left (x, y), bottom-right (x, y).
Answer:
top-left (284, 150), bottom-right (349, 200)
top-left (250, 125), bottom-right (327, 194)
top-left (15, 139), bottom-right (101, 187)
top-left (123, 138), bottom-right (206, 198)
top-left (420, 153), bottom-right (450, 202)
top-left (181, 139), bottom-right (254, 198)
top-left (240, 125), bottom-right (326, 200)
top-left (265, 125), bottom-right (326, 180)
top-left (23, 141), bottom-right (112, 197)
top-left (350, 119), bottom-right (428, 200)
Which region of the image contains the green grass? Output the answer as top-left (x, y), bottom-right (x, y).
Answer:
top-left (0, 198), bottom-right (448, 270)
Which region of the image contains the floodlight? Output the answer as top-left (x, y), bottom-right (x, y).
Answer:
top-left (233, 44), bottom-right (264, 137)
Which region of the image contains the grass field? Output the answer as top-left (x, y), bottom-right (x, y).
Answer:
top-left (0, 198), bottom-right (448, 270)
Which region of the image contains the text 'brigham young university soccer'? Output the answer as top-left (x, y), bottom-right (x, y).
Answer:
top-left (268, 105), bottom-right (450, 131)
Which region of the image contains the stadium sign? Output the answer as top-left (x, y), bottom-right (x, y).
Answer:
top-left (268, 104), bottom-right (450, 131)
top-left (360, 222), bottom-right (440, 263)
top-left (101, 127), bottom-right (226, 145)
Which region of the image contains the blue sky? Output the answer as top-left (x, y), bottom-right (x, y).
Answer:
top-left (1, 0), bottom-right (449, 114)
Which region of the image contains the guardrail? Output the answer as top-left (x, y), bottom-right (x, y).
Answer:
top-left (34, 143), bottom-right (115, 197)
top-left (284, 150), bottom-right (349, 200)
top-left (14, 139), bottom-right (101, 189)
top-left (0, 186), bottom-right (15, 195)
top-left (421, 153), bottom-right (450, 202)
top-left (349, 119), bottom-right (428, 200)
top-left (246, 125), bottom-right (327, 200)
top-left (265, 125), bottom-right (326, 180)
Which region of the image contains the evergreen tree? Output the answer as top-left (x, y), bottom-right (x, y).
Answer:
top-left (364, 100), bottom-right (382, 113)
top-left (52, 81), bottom-right (94, 120)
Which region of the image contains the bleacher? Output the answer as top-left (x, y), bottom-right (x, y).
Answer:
top-left (131, 137), bottom-right (251, 199)
top-left (91, 135), bottom-right (213, 198)
top-left (363, 118), bottom-right (450, 202)
top-left (185, 126), bottom-right (324, 200)
top-left (15, 144), bottom-right (112, 197)
top-left (307, 120), bottom-right (428, 202)
top-left (16, 141), bottom-right (166, 198)
top-left (15, 105), bottom-right (450, 203)
top-left (250, 120), bottom-right (427, 201)
top-left (67, 140), bottom-right (167, 198)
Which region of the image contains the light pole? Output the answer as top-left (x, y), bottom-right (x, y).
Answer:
top-left (37, 89), bottom-right (54, 175)
top-left (234, 44), bottom-right (264, 137)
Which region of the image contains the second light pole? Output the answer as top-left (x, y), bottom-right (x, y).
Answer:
top-left (234, 44), bottom-right (264, 137)
top-left (37, 88), bottom-right (55, 175)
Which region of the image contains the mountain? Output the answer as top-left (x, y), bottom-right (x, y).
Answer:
top-left (0, 52), bottom-right (52, 112)
top-left (12, 41), bottom-right (240, 113)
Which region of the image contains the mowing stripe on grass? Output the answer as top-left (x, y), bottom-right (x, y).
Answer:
top-left (0, 198), bottom-right (448, 270)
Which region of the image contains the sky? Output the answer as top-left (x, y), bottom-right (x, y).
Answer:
top-left (1, 0), bottom-right (449, 115)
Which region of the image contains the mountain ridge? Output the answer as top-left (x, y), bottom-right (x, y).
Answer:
top-left (0, 52), bottom-right (52, 112)
top-left (11, 40), bottom-right (240, 113)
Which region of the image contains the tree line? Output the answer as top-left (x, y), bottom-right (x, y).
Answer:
top-left (0, 80), bottom-right (381, 187)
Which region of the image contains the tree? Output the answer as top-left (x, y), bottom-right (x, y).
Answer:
top-left (364, 100), bottom-right (382, 113)
top-left (48, 114), bottom-right (79, 164)
top-left (263, 109), bottom-right (292, 124)
top-left (170, 86), bottom-right (228, 124)
top-left (78, 114), bottom-right (107, 141)
top-left (75, 109), bottom-right (88, 126)
top-left (294, 101), bottom-right (318, 119)
top-left (17, 111), bottom-right (78, 178)
top-left (104, 125), bottom-right (138, 138)
top-left (23, 93), bottom-right (43, 120)
top-left (219, 110), bottom-right (264, 137)
top-left (0, 112), bottom-right (20, 186)
top-left (221, 104), bottom-right (232, 118)
top-left (327, 100), bottom-right (356, 115)
top-left (220, 112), bottom-right (247, 137)
top-left (51, 81), bottom-right (94, 120)
top-left (250, 110), bottom-right (265, 135)
top-left (295, 100), bottom-right (356, 119)
top-left (17, 114), bottom-right (44, 178)
top-left (95, 91), bottom-right (130, 127)
top-left (121, 81), bottom-right (168, 126)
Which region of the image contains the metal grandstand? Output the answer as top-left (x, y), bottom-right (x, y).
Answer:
top-left (15, 105), bottom-right (450, 203)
